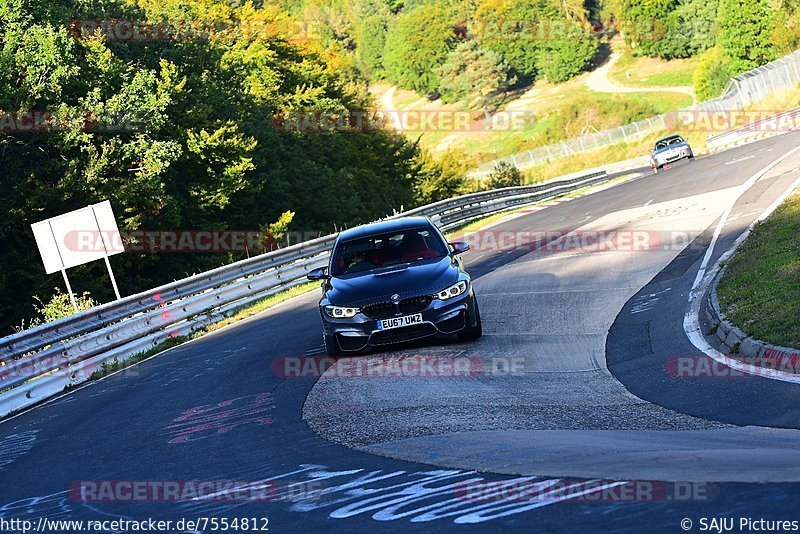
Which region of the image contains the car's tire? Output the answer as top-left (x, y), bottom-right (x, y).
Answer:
top-left (458, 300), bottom-right (482, 341)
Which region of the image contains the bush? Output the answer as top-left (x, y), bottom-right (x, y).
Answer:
top-left (487, 161), bottom-right (524, 189)
top-left (693, 47), bottom-right (733, 101)
top-left (18, 288), bottom-right (97, 330)
top-left (414, 150), bottom-right (471, 204)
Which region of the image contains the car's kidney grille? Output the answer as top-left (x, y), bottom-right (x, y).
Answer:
top-left (362, 302), bottom-right (395, 320)
top-left (399, 295), bottom-right (432, 314)
top-left (362, 296), bottom-right (433, 319)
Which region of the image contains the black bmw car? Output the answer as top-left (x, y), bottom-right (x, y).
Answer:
top-left (307, 217), bottom-right (482, 356)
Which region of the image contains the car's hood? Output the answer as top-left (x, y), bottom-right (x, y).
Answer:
top-left (327, 256), bottom-right (459, 306)
top-left (654, 142), bottom-right (689, 155)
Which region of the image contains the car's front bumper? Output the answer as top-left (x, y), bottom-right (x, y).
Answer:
top-left (320, 289), bottom-right (478, 352)
top-left (654, 147), bottom-right (692, 167)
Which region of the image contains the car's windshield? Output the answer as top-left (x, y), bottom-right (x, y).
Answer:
top-left (655, 136), bottom-right (683, 150)
top-left (331, 227), bottom-right (448, 276)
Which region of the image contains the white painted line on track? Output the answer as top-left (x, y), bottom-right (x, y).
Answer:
top-left (684, 144), bottom-right (800, 383)
top-left (725, 155), bottom-right (756, 165)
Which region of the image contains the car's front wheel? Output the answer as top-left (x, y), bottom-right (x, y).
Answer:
top-left (458, 300), bottom-right (482, 341)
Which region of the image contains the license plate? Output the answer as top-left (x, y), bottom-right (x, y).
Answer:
top-left (378, 313), bottom-right (423, 330)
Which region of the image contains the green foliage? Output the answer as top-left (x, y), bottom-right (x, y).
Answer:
top-left (537, 30), bottom-right (599, 82)
top-left (472, 0), bottom-right (545, 84)
top-left (0, 0), bottom-right (432, 332)
top-left (693, 46), bottom-right (732, 100)
top-left (717, 0), bottom-right (777, 74)
top-left (618, 0), bottom-right (680, 57)
top-left (487, 161), bottom-right (524, 189)
top-left (472, 0), bottom-right (597, 85)
top-left (617, 0), bottom-right (718, 59)
top-left (436, 40), bottom-right (514, 112)
top-left (355, 14), bottom-right (389, 78)
top-left (772, 3), bottom-right (800, 55)
top-left (383, 4), bottom-right (457, 94)
top-left (18, 289), bottom-right (97, 331)
top-left (265, 210), bottom-right (296, 246)
top-left (673, 0), bottom-right (718, 56)
top-left (414, 150), bottom-right (471, 204)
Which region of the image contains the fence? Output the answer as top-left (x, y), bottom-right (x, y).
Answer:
top-left (0, 169), bottom-right (609, 418)
top-left (470, 50), bottom-right (800, 178)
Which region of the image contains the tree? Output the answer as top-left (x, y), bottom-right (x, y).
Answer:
top-left (473, 0), bottom-right (597, 85)
top-left (617, 0), bottom-right (682, 57)
top-left (0, 0), bottom-right (433, 332)
top-left (550, 0), bottom-right (589, 20)
top-left (437, 40), bottom-right (515, 112)
top-left (414, 149), bottom-right (471, 204)
top-left (472, 0), bottom-right (545, 84)
top-left (355, 14), bottom-right (388, 78)
top-left (693, 46), bottom-right (733, 101)
top-left (383, 4), bottom-right (458, 95)
top-left (772, 3), bottom-right (800, 55)
top-left (537, 26), bottom-right (599, 82)
top-left (717, 0), bottom-right (777, 73)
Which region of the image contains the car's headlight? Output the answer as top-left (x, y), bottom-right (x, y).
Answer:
top-left (435, 280), bottom-right (467, 300)
top-left (325, 306), bottom-right (360, 318)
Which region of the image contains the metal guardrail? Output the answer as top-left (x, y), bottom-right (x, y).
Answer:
top-left (0, 168), bottom-right (609, 418)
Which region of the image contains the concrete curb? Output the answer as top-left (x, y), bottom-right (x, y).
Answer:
top-left (704, 266), bottom-right (800, 369)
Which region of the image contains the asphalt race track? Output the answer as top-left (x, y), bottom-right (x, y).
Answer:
top-left (2, 133), bottom-right (800, 533)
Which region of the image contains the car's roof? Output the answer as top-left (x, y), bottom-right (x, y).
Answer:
top-left (337, 216), bottom-right (433, 241)
top-left (655, 134), bottom-right (683, 143)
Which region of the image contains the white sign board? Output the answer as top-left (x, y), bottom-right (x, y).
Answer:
top-left (31, 201), bottom-right (124, 274)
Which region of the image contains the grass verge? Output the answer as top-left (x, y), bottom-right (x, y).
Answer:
top-left (609, 49), bottom-right (700, 88)
top-left (716, 190), bottom-right (800, 348)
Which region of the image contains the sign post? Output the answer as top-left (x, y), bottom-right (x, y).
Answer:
top-left (31, 201), bottom-right (125, 308)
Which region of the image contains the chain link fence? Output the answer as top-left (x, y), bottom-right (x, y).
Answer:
top-left (470, 50), bottom-right (800, 178)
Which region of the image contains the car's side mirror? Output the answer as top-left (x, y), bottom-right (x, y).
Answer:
top-left (307, 267), bottom-right (329, 281)
top-left (449, 242), bottom-right (470, 255)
